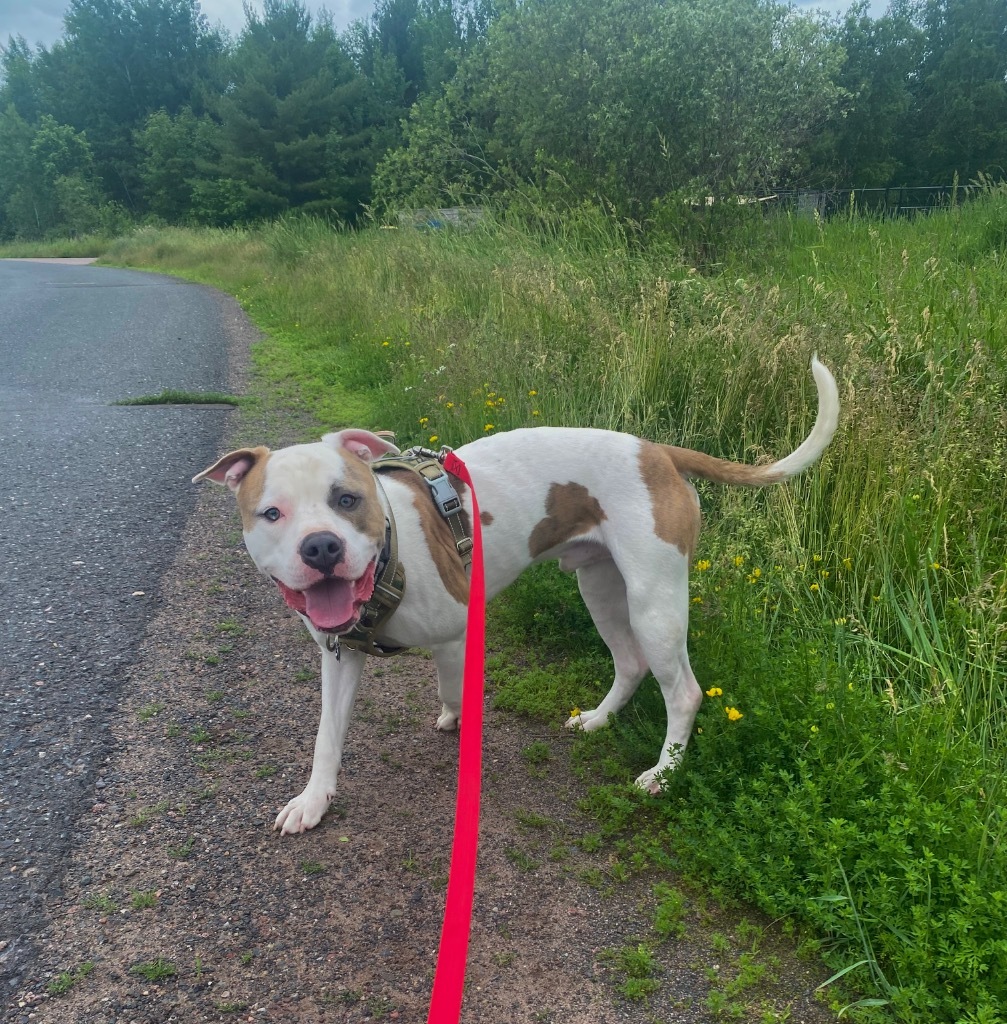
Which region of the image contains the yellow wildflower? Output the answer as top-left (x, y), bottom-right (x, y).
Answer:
top-left (706, 687), bottom-right (722, 697)
top-left (429, 435), bottom-right (439, 444)
top-left (419, 417), bottom-right (429, 426)
top-left (695, 559), bottom-right (711, 571)
top-left (725, 706), bottom-right (744, 722)
top-left (691, 596), bottom-right (703, 604)
top-left (532, 410), bottom-right (540, 417)
top-left (528, 389), bottom-right (538, 396)
top-left (733, 555), bottom-right (745, 567)
top-left (842, 557), bottom-right (853, 571)
top-left (810, 582), bottom-right (820, 592)
top-left (484, 424), bottom-right (495, 432)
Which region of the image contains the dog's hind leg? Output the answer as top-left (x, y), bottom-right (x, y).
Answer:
top-left (566, 558), bottom-right (650, 733)
top-left (625, 570), bottom-right (703, 794)
top-left (432, 637), bottom-right (465, 731)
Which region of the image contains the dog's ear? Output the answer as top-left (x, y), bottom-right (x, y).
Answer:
top-left (323, 429), bottom-right (400, 463)
top-left (193, 447), bottom-right (269, 491)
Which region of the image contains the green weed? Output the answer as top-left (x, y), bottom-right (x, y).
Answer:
top-left (129, 958), bottom-right (177, 982)
top-left (46, 962), bottom-right (94, 996)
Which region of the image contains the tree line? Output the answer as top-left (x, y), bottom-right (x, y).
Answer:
top-left (0, 0), bottom-right (1004, 240)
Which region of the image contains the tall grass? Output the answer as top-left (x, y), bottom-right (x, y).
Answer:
top-left (102, 189), bottom-right (1007, 1021)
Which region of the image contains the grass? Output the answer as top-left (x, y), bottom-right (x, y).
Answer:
top-left (46, 961), bottom-right (94, 996)
top-left (129, 958), bottom-right (177, 982)
top-left (81, 893), bottom-right (117, 913)
top-left (130, 889), bottom-right (158, 910)
top-left (0, 234), bottom-right (111, 258)
top-left (113, 389), bottom-right (241, 406)
top-left (94, 187), bottom-right (1007, 1022)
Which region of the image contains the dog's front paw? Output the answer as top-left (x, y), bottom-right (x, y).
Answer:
top-left (435, 705), bottom-right (460, 732)
top-left (274, 787), bottom-right (332, 835)
top-left (565, 708), bottom-right (607, 732)
top-left (634, 767), bottom-right (667, 796)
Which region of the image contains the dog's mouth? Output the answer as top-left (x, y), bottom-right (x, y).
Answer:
top-left (273, 559), bottom-right (378, 633)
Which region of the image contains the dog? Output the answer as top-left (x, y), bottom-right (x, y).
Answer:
top-left (195, 357), bottom-right (838, 834)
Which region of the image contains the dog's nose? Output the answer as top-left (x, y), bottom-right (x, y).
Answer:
top-left (299, 531), bottom-right (345, 575)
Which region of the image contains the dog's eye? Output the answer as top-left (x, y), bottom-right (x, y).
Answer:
top-left (261, 507), bottom-right (282, 522)
top-left (337, 494), bottom-right (359, 510)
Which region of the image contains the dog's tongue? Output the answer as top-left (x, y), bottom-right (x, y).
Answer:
top-left (303, 578), bottom-right (356, 631)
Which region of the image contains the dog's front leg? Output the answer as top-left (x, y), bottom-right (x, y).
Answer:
top-left (432, 638), bottom-right (465, 732)
top-left (274, 645), bottom-right (366, 835)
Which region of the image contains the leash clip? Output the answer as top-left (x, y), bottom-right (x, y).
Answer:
top-left (325, 634), bottom-right (341, 659)
top-left (407, 444), bottom-right (454, 464)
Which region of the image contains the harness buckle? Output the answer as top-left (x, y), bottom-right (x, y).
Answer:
top-left (426, 470), bottom-right (464, 518)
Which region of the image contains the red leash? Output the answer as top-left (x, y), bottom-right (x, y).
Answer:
top-left (427, 451), bottom-right (485, 1023)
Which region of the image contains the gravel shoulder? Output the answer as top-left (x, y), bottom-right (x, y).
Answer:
top-left (8, 296), bottom-right (841, 1024)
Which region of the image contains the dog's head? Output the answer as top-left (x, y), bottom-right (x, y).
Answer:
top-left (194, 429), bottom-right (400, 634)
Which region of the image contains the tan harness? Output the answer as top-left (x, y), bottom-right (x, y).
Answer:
top-left (329, 448), bottom-right (472, 659)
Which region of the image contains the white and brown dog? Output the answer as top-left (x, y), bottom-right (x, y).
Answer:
top-left (195, 357), bottom-right (838, 834)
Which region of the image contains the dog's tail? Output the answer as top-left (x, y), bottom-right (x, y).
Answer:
top-left (669, 356), bottom-right (839, 486)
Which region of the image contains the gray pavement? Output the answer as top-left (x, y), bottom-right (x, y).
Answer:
top-left (0, 260), bottom-right (240, 998)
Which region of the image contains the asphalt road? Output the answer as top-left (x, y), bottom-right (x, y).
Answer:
top-left (0, 260), bottom-right (240, 998)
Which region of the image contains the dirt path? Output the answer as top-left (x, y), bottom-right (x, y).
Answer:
top-left (8, 298), bottom-right (840, 1024)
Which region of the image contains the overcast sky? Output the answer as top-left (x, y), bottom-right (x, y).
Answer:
top-left (1, 0), bottom-right (885, 51)
top-left (0, 1), bottom-right (372, 48)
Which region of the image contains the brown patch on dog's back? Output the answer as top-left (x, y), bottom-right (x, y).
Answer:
top-left (383, 469), bottom-right (469, 605)
top-left (638, 442), bottom-right (701, 557)
top-left (528, 482), bottom-right (607, 559)
top-left (480, 510), bottom-right (494, 528)
top-left (234, 447), bottom-right (272, 531)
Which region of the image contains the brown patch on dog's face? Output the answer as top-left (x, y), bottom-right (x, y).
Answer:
top-left (329, 454), bottom-right (387, 546)
top-left (528, 482), bottom-right (607, 559)
top-left (638, 442), bottom-right (701, 557)
top-left (233, 447), bottom-right (272, 531)
top-left (384, 469), bottom-right (469, 605)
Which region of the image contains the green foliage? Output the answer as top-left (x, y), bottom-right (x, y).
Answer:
top-left (2, 0), bottom-right (1006, 239)
top-left (0, 111), bottom-right (121, 238)
top-left (651, 883), bottom-right (688, 940)
top-left (129, 958), bottom-right (177, 982)
top-left (817, 2), bottom-right (922, 187)
top-left (46, 961), bottom-right (94, 996)
top-left (604, 943), bottom-right (662, 1001)
top-left (376, 0), bottom-right (846, 214)
top-left (910, 0), bottom-right (1007, 184)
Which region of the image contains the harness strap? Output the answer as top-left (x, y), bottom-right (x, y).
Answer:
top-left (373, 451), bottom-right (473, 569)
top-left (335, 448), bottom-right (472, 658)
top-left (336, 477), bottom-right (408, 657)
